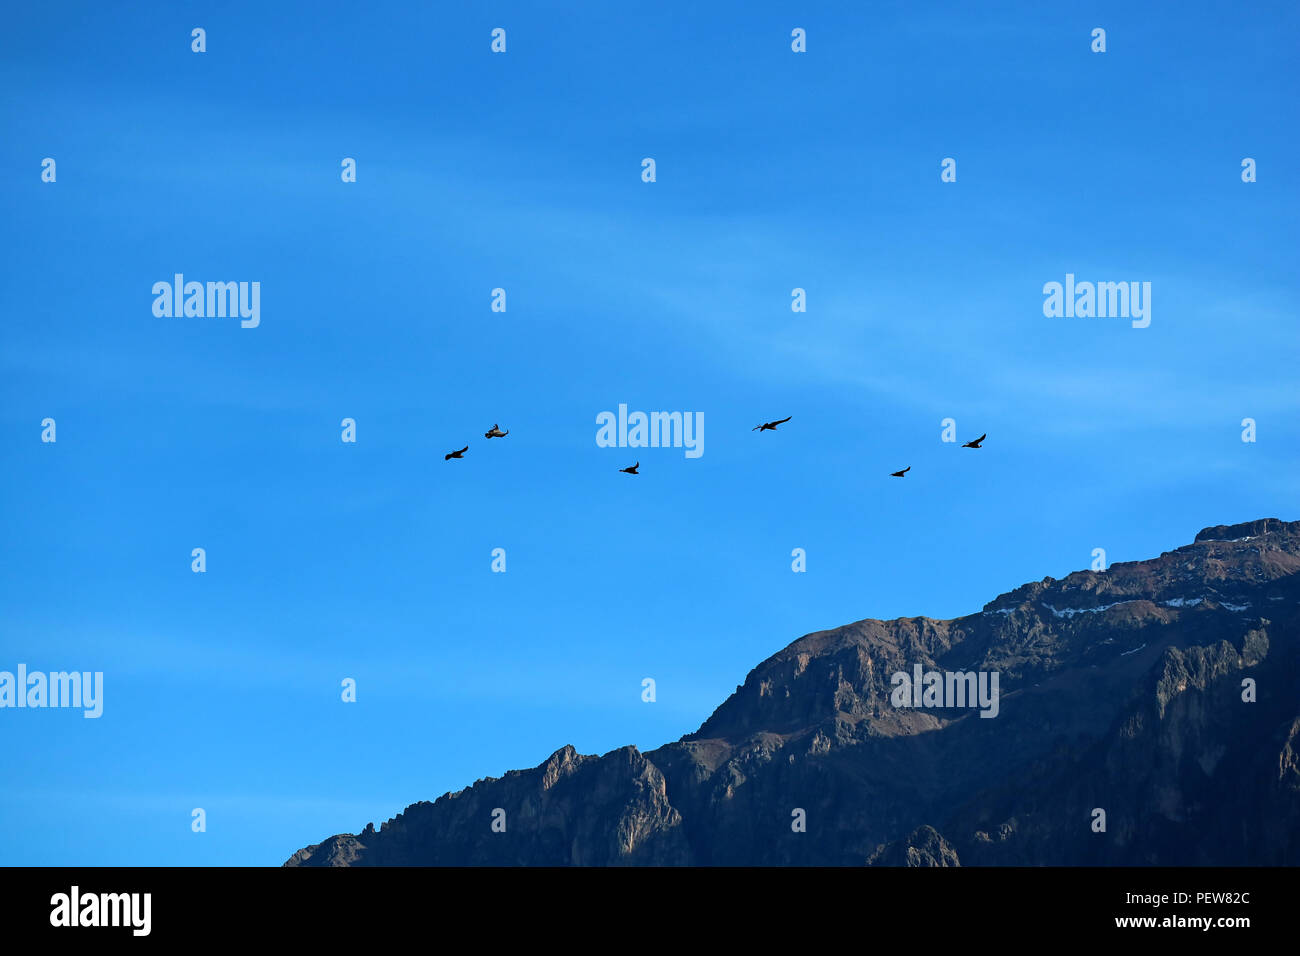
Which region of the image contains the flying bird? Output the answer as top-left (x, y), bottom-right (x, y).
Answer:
top-left (484, 424), bottom-right (509, 439)
top-left (890, 466), bottom-right (911, 477)
top-left (444, 446), bottom-right (469, 460)
top-left (962, 433), bottom-right (986, 448)
top-left (753, 416), bottom-right (792, 432)
top-left (620, 462), bottom-right (639, 475)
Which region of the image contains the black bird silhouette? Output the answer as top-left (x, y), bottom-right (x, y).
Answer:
top-left (753, 416), bottom-right (792, 432)
top-left (620, 462), bottom-right (639, 475)
top-left (962, 433), bottom-right (986, 448)
top-left (444, 446), bottom-right (469, 460)
top-left (484, 424), bottom-right (509, 439)
top-left (890, 466), bottom-right (911, 477)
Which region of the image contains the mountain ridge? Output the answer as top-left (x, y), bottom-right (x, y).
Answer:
top-left (286, 517), bottom-right (1300, 866)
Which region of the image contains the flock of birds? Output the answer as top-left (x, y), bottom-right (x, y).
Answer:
top-left (885, 431), bottom-right (985, 477)
top-left (443, 423), bottom-right (509, 460)
top-left (443, 417), bottom-right (986, 474)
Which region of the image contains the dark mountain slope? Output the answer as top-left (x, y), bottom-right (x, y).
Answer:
top-left (286, 518), bottom-right (1300, 866)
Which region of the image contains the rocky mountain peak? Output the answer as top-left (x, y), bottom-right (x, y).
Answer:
top-left (1195, 517), bottom-right (1290, 543)
top-left (287, 517), bottom-right (1300, 866)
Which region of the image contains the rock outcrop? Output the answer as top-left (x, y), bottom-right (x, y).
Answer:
top-left (288, 518), bottom-right (1300, 866)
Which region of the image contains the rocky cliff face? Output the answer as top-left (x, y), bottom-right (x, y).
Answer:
top-left (286, 518), bottom-right (1300, 866)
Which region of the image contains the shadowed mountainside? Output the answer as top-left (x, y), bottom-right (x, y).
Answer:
top-left (287, 517), bottom-right (1300, 866)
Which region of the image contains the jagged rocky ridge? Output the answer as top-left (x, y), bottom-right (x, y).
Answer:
top-left (286, 518), bottom-right (1300, 866)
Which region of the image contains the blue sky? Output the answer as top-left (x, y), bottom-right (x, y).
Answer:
top-left (1, 1), bottom-right (1297, 865)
